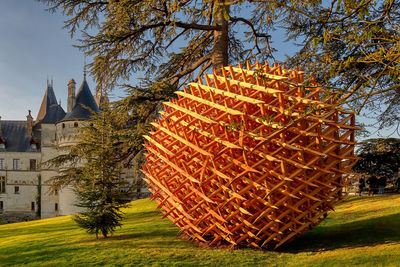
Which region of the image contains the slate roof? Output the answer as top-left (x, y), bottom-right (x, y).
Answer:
top-left (0, 78), bottom-right (98, 152)
top-left (61, 79), bottom-right (99, 121)
top-left (0, 121), bottom-right (39, 152)
top-left (39, 104), bottom-right (66, 124)
top-left (36, 84), bottom-right (57, 122)
top-left (36, 83), bottom-right (66, 124)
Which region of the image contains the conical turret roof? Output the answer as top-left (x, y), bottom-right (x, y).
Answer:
top-left (61, 79), bottom-right (99, 121)
top-left (36, 82), bottom-right (66, 124)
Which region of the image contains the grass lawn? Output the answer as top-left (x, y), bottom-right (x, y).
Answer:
top-left (0, 194), bottom-right (399, 266)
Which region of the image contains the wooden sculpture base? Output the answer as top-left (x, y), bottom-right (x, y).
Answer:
top-left (143, 61), bottom-right (358, 249)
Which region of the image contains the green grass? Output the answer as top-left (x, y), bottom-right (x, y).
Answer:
top-left (1, 195), bottom-right (400, 267)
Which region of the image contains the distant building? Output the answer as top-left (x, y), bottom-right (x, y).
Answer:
top-left (0, 75), bottom-right (148, 222)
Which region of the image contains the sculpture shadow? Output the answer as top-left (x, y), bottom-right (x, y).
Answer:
top-left (279, 212), bottom-right (400, 253)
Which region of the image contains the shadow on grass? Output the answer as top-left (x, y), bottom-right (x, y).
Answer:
top-left (2, 243), bottom-right (83, 265)
top-left (279, 212), bottom-right (400, 253)
top-left (75, 226), bottom-right (181, 247)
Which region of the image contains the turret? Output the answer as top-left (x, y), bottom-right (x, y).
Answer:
top-left (36, 80), bottom-right (66, 125)
top-left (67, 79), bottom-right (76, 112)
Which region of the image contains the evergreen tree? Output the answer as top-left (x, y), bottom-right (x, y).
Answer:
top-left (38, 0), bottom-right (276, 91)
top-left (46, 99), bottom-right (137, 238)
top-left (353, 138), bottom-right (400, 179)
top-left (280, 0), bottom-right (400, 129)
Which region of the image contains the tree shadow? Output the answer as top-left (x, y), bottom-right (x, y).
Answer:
top-left (74, 226), bottom-right (182, 248)
top-left (279, 212), bottom-right (400, 253)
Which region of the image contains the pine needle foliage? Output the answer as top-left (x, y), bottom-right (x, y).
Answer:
top-left (280, 0), bottom-right (400, 129)
top-left (46, 99), bottom-right (137, 238)
top-left (37, 0), bottom-right (280, 90)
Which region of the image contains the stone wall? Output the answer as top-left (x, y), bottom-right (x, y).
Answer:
top-left (40, 124), bottom-right (60, 218)
top-left (0, 211), bottom-right (38, 224)
top-left (0, 151), bottom-right (41, 216)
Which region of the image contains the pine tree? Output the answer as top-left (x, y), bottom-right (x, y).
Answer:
top-left (280, 0), bottom-right (400, 129)
top-left (47, 99), bottom-right (135, 238)
top-left (38, 0), bottom-right (276, 91)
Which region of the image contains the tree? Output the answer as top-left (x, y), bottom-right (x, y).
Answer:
top-left (353, 138), bottom-right (400, 179)
top-left (46, 99), bottom-right (137, 238)
top-left (280, 0), bottom-right (400, 130)
top-left (38, 0), bottom-right (278, 88)
top-left (37, 0), bottom-right (308, 167)
top-left (39, 1), bottom-right (400, 132)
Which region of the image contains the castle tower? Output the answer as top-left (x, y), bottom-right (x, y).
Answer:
top-left (55, 75), bottom-right (99, 216)
top-left (35, 81), bottom-right (66, 219)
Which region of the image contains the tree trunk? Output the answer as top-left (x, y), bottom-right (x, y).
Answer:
top-left (212, 3), bottom-right (229, 72)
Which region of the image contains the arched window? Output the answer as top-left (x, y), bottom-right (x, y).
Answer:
top-left (62, 123), bottom-right (65, 129)
top-left (74, 122), bottom-right (78, 128)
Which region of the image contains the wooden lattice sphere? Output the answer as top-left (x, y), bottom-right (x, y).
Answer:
top-left (143, 61), bottom-right (358, 249)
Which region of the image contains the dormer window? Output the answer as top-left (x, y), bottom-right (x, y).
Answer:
top-left (0, 137), bottom-right (5, 150)
top-left (30, 143), bottom-right (37, 151)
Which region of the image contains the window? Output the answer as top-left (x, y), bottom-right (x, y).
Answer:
top-left (30, 159), bottom-right (37, 171)
top-left (55, 203), bottom-right (58, 211)
top-left (31, 202), bottom-right (35, 211)
top-left (13, 159), bottom-right (20, 170)
top-left (14, 186), bottom-right (19, 194)
top-left (0, 201), bottom-right (3, 210)
top-left (54, 189), bottom-right (58, 196)
top-left (0, 177), bottom-right (5, 193)
top-left (74, 122), bottom-right (79, 128)
top-left (30, 143), bottom-right (37, 151)
top-left (0, 158), bottom-right (4, 170)
top-left (62, 123), bottom-right (65, 129)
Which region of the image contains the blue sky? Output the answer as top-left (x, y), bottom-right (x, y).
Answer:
top-left (0, 1), bottom-right (95, 120)
top-left (0, 1), bottom-right (397, 139)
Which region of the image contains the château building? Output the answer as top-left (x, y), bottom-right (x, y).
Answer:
top-left (0, 75), bottom-right (148, 222)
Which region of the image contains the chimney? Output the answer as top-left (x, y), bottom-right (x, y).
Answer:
top-left (94, 91), bottom-right (103, 108)
top-left (68, 79), bottom-right (76, 112)
top-left (0, 116), bottom-right (4, 149)
top-left (27, 110), bottom-right (33, 136)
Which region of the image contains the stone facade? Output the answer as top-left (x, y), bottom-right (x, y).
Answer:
top-left (0, 78), bottom-right (149, 222)
top-left (0, 152), bottom-right (40, 222)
